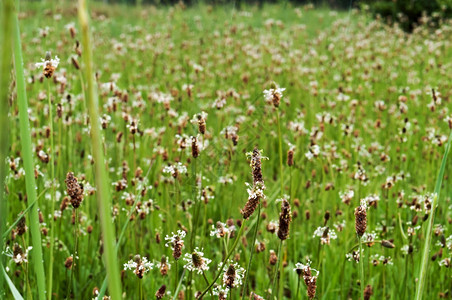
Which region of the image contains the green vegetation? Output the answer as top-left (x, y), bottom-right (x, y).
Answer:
top-left (1, 1), bottom-right (451, 299)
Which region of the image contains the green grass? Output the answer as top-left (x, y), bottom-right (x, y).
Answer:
top-left (1, 1), bottom-right (451, 299)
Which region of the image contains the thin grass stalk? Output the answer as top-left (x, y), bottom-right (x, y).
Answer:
top-left (359, 237), bottom-right (364, 300)
top-left (278, 245), bottom-right (285, 300)
top-left (78, 0), bottom-right (122, 298)
top-left (12, 3), bottom-right (47, 299)
top-left (415, 130), bottom-right (452, 300)
top-left (171, 269), bottom-right (186, 300)
top-left (0, 0), bottom-right (14, 296)
top-left (276, 110), bottom-right (284, 196)
top-left (46, 79), bottom-right (56, 300)
top-left (271, 240), bottom-right (283, 299)
top-left (242, 203), bottom-right (260, 300)
top-left (198, 221), bottom-right (246, 299)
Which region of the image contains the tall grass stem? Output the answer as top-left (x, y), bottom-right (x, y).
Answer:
top-left (12, 2), bottom-right (47, 298)
top-left (78, 0), bottom-right (122, 298)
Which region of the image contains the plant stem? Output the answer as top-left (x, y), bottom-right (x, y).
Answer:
top-left (242, 203), bottom-right (261, 300)
top-left (359, 236), bottom-right (364, 300)
top-left (78, 0), bottom-right (122, 298)
top-left (46, 79), bottom-right (56, 300)
top-left (12, 3), bottom-right (47, 299)
top-left (276, 110), bottom-right (284, 196)
top-left (172, 269), bottom-right (185, 300)
top-left (415, 130), bottom-right (452, 300)
top-left (0, 0), bottom-right (14, 297)
top-left (271, 240), bottom-right (283, 299)
top-left (278, 243), bottom-right (285, 300)
top-left (198, 221), bottom-right (246, 299)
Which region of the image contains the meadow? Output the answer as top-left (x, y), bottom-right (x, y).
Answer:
top-left (1, 1), bottom-right (451, 299)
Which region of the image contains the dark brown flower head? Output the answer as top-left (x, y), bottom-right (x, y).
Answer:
top-left (65, 256), bottom-right (73, 269)
top-left (364, 284), bottom-right (373, 300)
top-left (241, 189), bottom-right (261, 220)
top-left (191, 251), bottom-right (204, 269)
top-left (224, 264), bottom-right (236, 288)
top-left (65, 172), bottom-right (84, 208)
top-left (306, 276), bottom-right (317, 300)
top-left (269, 250), bottom-right (278, 265)
top-left (287, 149), bottom-right (294, 166)
top-left (277, 199), bottom-right (292, 240)
top-left (155, 285), bottom-right (166, 299)
top-left (160, 256), bottom-right (169, 276)
top-left (301, 264), bottom-right (318, 300)
top-left (191, 136), bottom-right (199, 158)
top-left (381, 240), bottom-right (395, 248)
top-left (354, 205), bottom-right (367, 237)
top-left (250, 147), bottom-right (263, 184)
top-left (241, 148), bottom-right (266, 219)
top-left (171, 236), bottom-right (184, 260)
top-left (16, 216), bottom-right (27, 236)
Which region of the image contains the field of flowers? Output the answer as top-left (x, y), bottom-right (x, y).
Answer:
top-left (1, 1), bottom-right (451, 299)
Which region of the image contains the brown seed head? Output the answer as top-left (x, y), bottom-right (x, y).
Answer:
top-left (65, 172), bottom-right (84, 208)
top-left (364, 284), bottom-right (373, 300)
top-left (277, 199), bottom-right (292, 240)
top-left (155, 285), bottom-right (166, 299)
top-left (354, 205), bottom-right (367, 237)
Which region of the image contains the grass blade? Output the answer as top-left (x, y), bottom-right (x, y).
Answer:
top-left (415, 130), bottom-right (452, 300)
top-left (78, 0), bottom-right (122, 298)
top-left (2, 265), bottom-right (24, 300)
top-left (11, 1), bottom-right (47, 299)
top-left (0, 0), bottom-right (14, 296)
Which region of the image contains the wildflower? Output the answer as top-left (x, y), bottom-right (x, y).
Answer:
top-left (339, 189), bottom-right (354, 205)
top-left (65, 172), bottom-right (84, 208)
top-left (164, 230), bottom-right (186, 260)
top-left (162, 162), bottom-right (187, 179)
top-left (16, 216), bottom-right (27, 236)
top-left (155, 285), bottom-right (166, 299)
top-left (241, 182), bottom-right (265, 220)
top-left (346, 251), bottom-right (360, 263)
top-left (263, 83), bottom-right (285, 107)
top-left (191, 111), bottom-right (208, 134)
top-left (313, 226), bottom-right (337, 245)
top-left (213, 285), bottom-right (229, 299)
top-left (183, 247), bottom-right (211, 274)
top-left (355, 204), bottom-right (367, 237)
top-left (241, 148), bottom-right (267, 219)
top-left (298, 261), bottom-right (319, 300)
top-left (191, 135), bottom-right (199, 158)
top-left (156, 255), bottom-right (171, 276)
top-left (364, 285), bottom-right (373, 300)
top-left (65, 256), bottom-right (73, 269)
top-left (123, 255), bottom-right (154, 279)
top-left (4, 244), bottom-right (32, 265)
top-left (222, 262), bottom-right (246, 289)
top-left (277, 198), bottom-right (292, 240)
top-left (438, 258), bottom-right (450, 268)
top-left (287, 146), bottom-right (294, 167)
top-left (210, 221), bottom-right (235, 238)
top-left (35, 51), bottom-right (60, 78)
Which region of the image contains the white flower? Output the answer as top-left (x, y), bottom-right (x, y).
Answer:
top-left (313, 226), bottom-right (337, 245)
top-left (123, 255), bottom-right (154, 278)
top-left (164, 230), bottom-right (186, 247)
top-left (222, 261), bottom-right (246, 288)
top-left (35, 55), bottom-right (60, 69)
top-left (163, 162), bottom-right (187, 178)
top-left (183, 247), bottom-right (211, 274)
top-left (210, 222), bottom-right (235, 238)
top-left (263, 86), bottom-right (285, 105)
